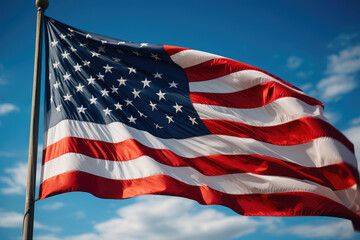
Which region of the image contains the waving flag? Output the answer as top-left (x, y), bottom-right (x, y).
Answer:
top-left (40, 16), bottom-right (360, 228)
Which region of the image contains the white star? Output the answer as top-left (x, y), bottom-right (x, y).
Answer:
top-left (55, 104), bottom-right (62, 112)
top-left (166, 114), bottom-right (174, 124)
top-left (113, 57), bottom-right (121, 62)
top-left (51, 40), bottom-right (58, 47)
top-left (169, 81), bottom-right (179, 88)
top-left (141, 78), bottom-right (151, 88)
top-left (50, 95), bottom-right (53, 103)
top-left (153, 72), bottom-right (162, 79)
top-left (79, 42), bottom-right (86, 47)
top-left (70, 46), bottom-right (77, 52)
top-left (77, 105), bottom-right (87, 114)
top-left (53, 62), bottom-right (60, 68)
top-left (111, 85), bottom-right (118, 93)
top-left (128, 115), bottom-right (137, 124)
top-left (125, 99), bottom-right (133, 106)
top-left (103, 108), bottom-right (112, 116)
top-left (64, 93), bottom-right (72, 101)
top-left (67, 32), bottom-right (75, 37)
top-left (98, 45), bottom-right (106, 53)
top-left (154, 123), bottom-right (163, 129)
top-left (114, 102), bottom-right (123, 110)
top-left (62, 51), bottom-right (70, 59)
top-left (101, 40), bottom-right (107, 45)
top-left (63, 72), bottom-right (71, 81)
top-left (128, 67), bottom-right (136, 74)
top-left (87, 75), bottom-right (95, 85)
top-left (117, 77), bottom-right (127, 86)
top-left (103, 64), bottom-right (113, 73)
top-left (156, 90), bottom-right (166, 101)
top-left (86, 33), bottom-right (92, 39)
top-left (83, 60), bottom-right (91, 67)
top-left (117, 41), bottom-right (125, 45)
top-left (150, 53), bottom-right (161, 61)
top-left (173, 103), bottom-right (183, 113)
top-left (189, 116), bottom-right (198, 125)
top-left (89, 95), bottom-right (97, 104)
top-left (140, 43), bottom-right (148, 47)
top-left (132, 51), bottom-right (141, 56)
top-left (90, 51), bottom-right (100, 57)
top-left (68, 28), bottom-right (74, 32)
top-left (97, 73), bottom-right (105, 81)
top-left (74, 63), bottom-right (82, 72)
top-left (76, 83), bottom-right (85, 92)
top-left (138, 111), bottom-right (147, 118)
top-left (101, 89), bottom-right (109, 97)
top-left (53, 81), bottom-right (60, 89)
top-left (132, 88), bottom-right (141, 98)
top-left (60, 34), bottom-right (66, 39)
top-left (149, 101), bottom-right (158, 111)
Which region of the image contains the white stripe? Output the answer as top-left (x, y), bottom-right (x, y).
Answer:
top-left (193, 97), bottom-right (326, 126)
top-left (189, 69), bottom-right (304, 94)
top-left (169, 49), bottom-right (221, 68)
top-left (41, 153), bottom-right (359, 211)
top-left (43, 119), bottom-right (356, 168)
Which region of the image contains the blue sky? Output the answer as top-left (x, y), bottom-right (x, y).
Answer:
top-left (1, 0), bottom-right (360, 239)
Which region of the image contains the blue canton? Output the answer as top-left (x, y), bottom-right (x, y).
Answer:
top-left (44, 16), bottom-right (210, 139)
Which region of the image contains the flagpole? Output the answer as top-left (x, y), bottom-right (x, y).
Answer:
top-left (23, 1), bottom-right (48, 240)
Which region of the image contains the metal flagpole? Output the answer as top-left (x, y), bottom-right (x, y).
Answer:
top-left (23, 1), bottom-right (49, 240)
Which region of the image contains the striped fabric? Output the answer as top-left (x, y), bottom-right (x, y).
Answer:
top-left (40, 16), bottom-right (360, 229)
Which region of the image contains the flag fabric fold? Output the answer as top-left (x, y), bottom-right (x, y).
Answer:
top-left (40, 16), bottom-right (360, 229)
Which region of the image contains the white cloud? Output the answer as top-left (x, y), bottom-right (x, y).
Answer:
top-left (40, 202), bottom-right (65, 211)
top-left (51, 196), bottom-right (263, 240)
top-left (0, 77), bottom-right (7, 85)
top-left (297, 71), bottom-right (312, 79)
top-left (0, 210), bottom-right (23, 228)
top-left (343, 125), bottom-right (360, 165)
top-left (324, 111), bottom-right (341, 124)
top-left (1, 161), bottom-right (41, 195)
top-left (326, 45), bottom-right (360, 75)
top-left (287, 56), bottom-right (303, 69)
top-left (317, 75), bottom-right (357, 101)
top-left (0, 103), bottom-right (19, 115)
top-left (271, 219), bottom-right (354, 239)
top-left (74, 211), bottom-right (86, 219)
top-left (350, 116), bottom-right (360, 126)
top-left (328, 33), bottom-right (359, 48)
top-left (317, 44), bottom-right (360, 101)
top-left (0, 210), bottom-right (61, 232)
top-left (300, 83), bottom-right (313, 91)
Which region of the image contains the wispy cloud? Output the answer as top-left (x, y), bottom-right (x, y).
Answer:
top-left (317, 44), bottom-right (360, 101)
top-left (0, 103), bottom-right (19, 115)
top-left (343, 125), bottom-right (360, 165)
top-left (1, 161), bottom-right (41, 195)
top-left (0, 77), bottom-right (7, 85)
top-left (47, 196), bottom-right (262, 240)
top-left (350, 116), bottom-right (360, 126)
top-left (324, 111), bottom-right (342, 124)
top-left (40, 202), bottom-right (65, 211)
top-left (266, 219), bottom-right (354, 239)
top-left (0, 209), bottom-right (61, 232)
top-left (287, 56), bottom-right (303, 69)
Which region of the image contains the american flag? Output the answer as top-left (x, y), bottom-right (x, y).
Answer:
top-left (40, 16), bottom-right (360, 228)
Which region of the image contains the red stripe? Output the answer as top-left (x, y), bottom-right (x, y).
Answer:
top-left (190, 80), bottom-right (323, 108)
top-left (203, 117), bottom-right (354, 152)
top-left (184, 57), bottom-right (302, 91)
top-left (38, 171), bottom-right (360, 230)
top-left (163, 45), bottom-right (190, 56)
top-left (42, 137), bottom-right (358, 190)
